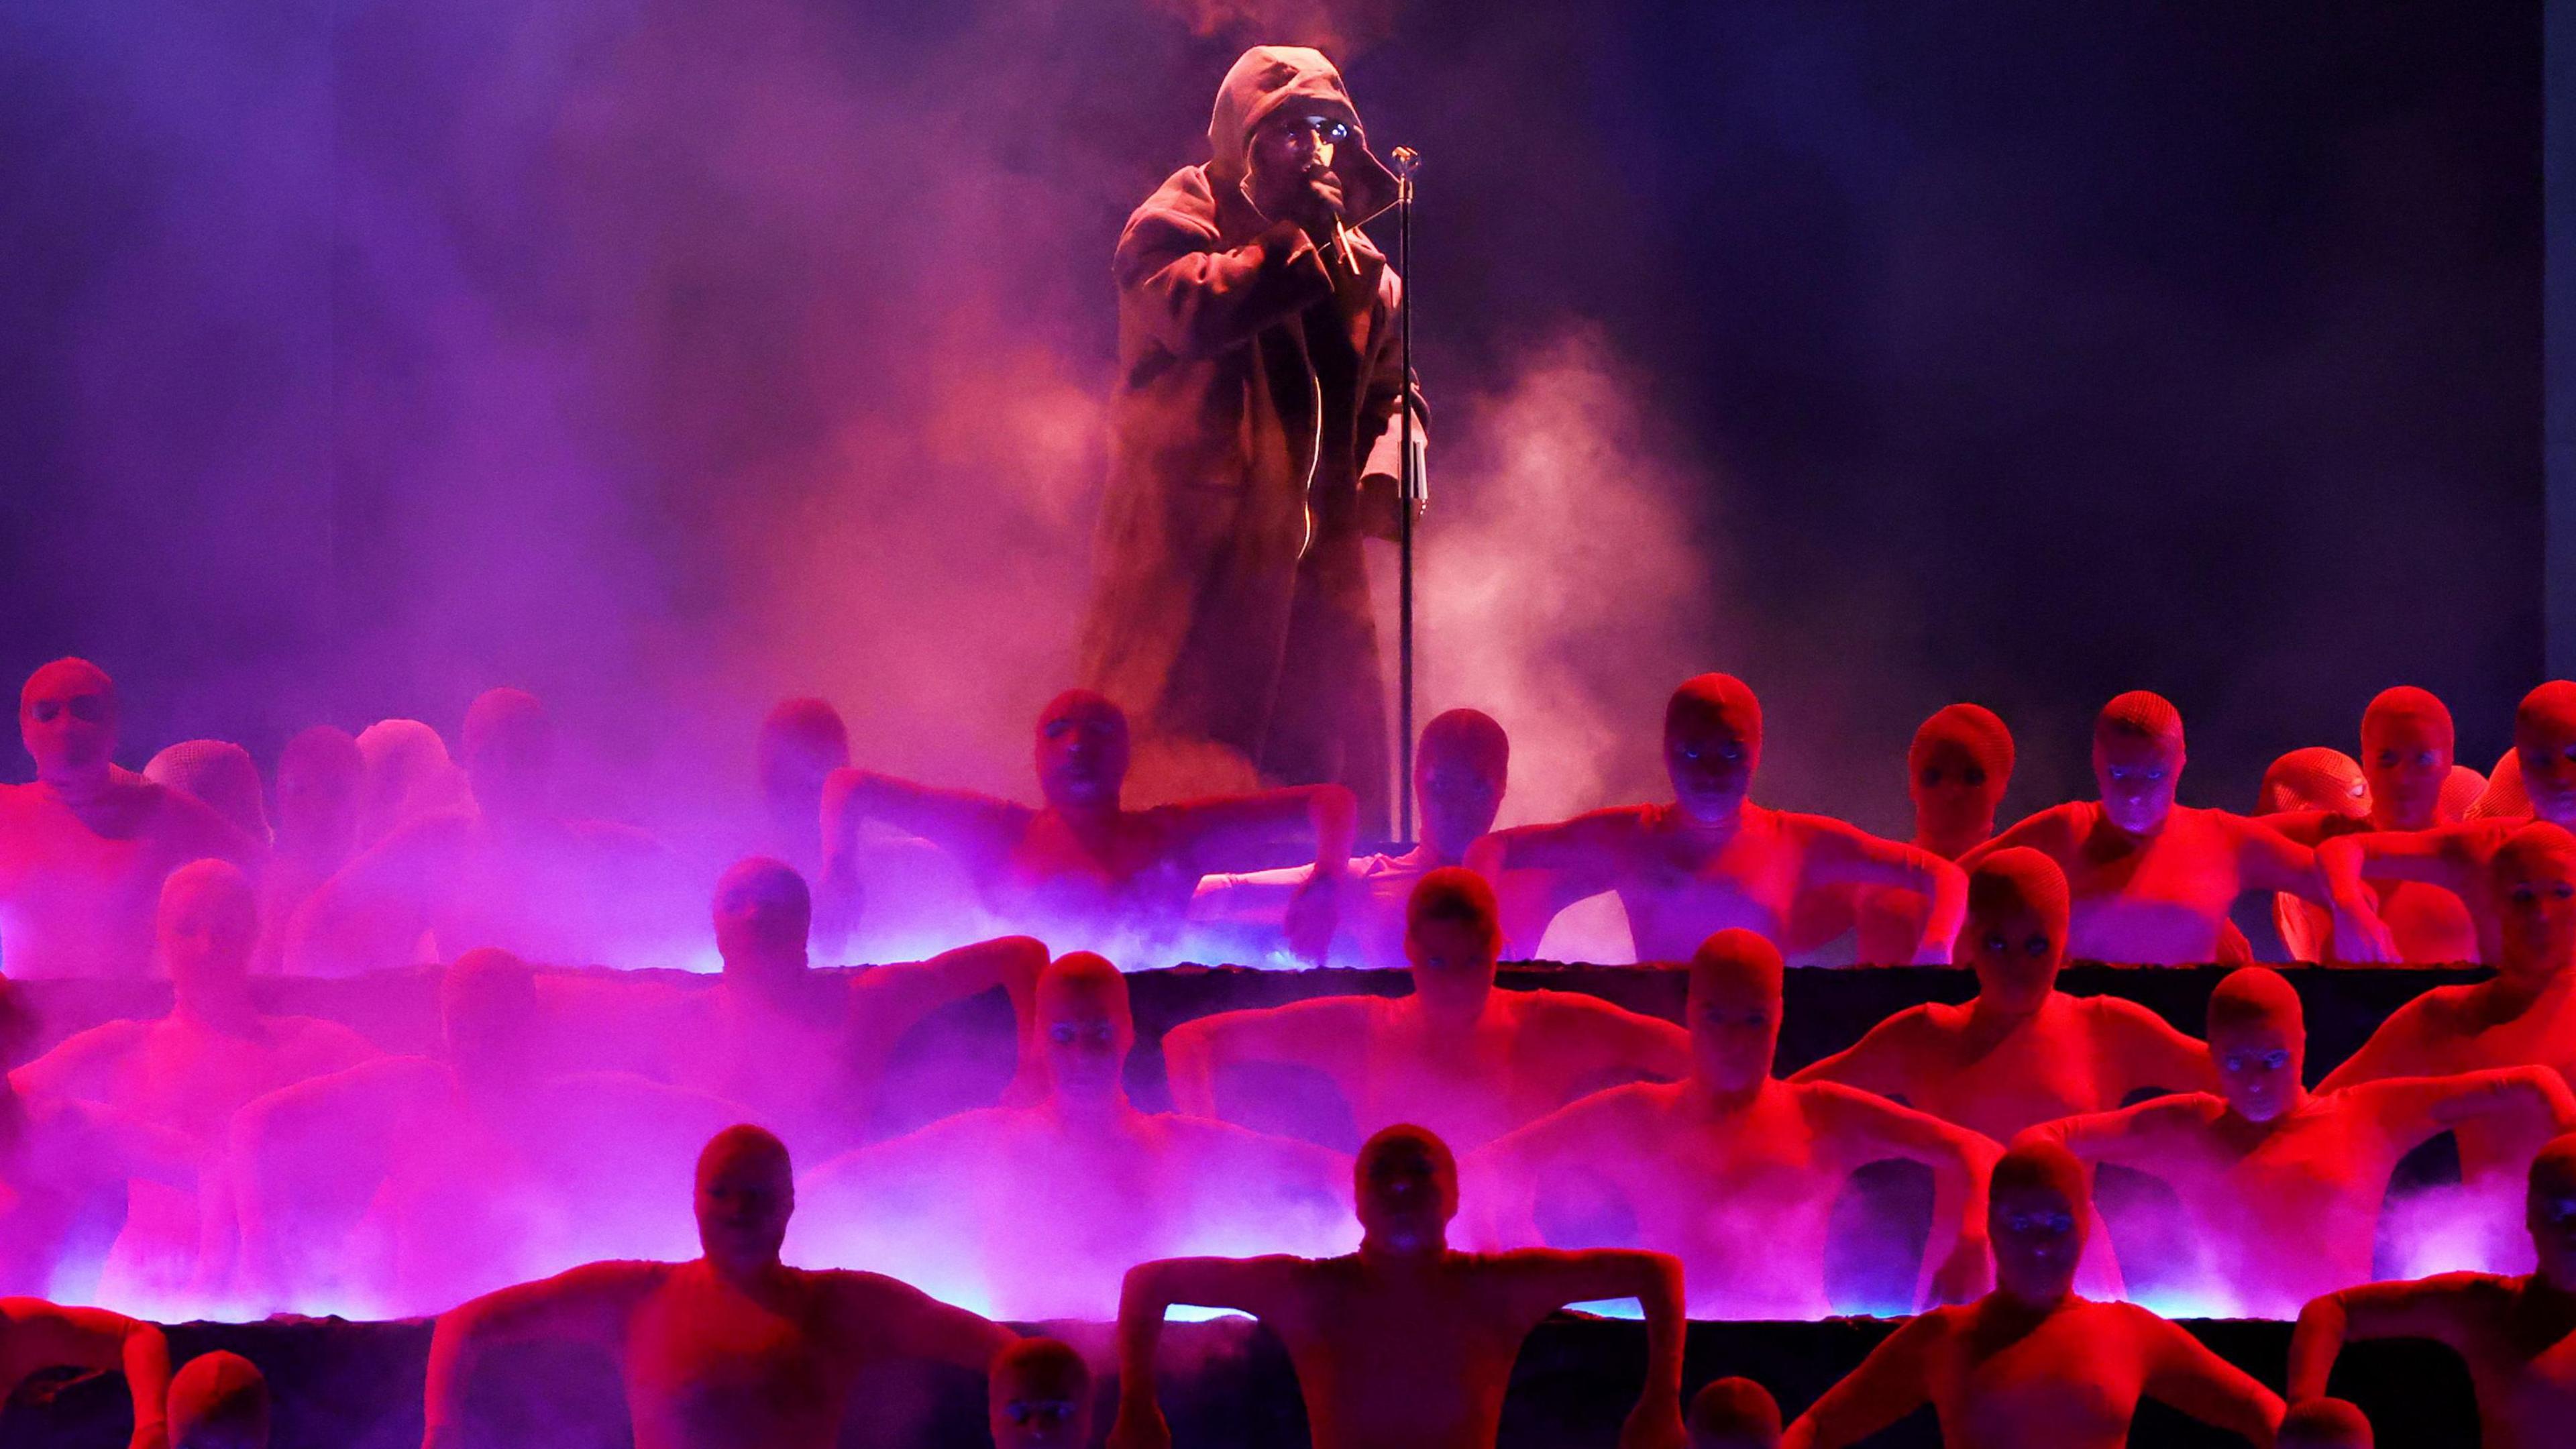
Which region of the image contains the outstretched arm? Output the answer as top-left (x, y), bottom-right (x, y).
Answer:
top-left (2094, 1000), bottom-right (2220, 1102)
top-left (2317, 826), bottom-right (2485, 963)
top-left (1497, 1250), bottom-right (1687, 1449)
top-left (1790, 1009), bottom-right (1931, 1104)
top-left (2233, 816), bottom-right (2329, 905)
top-left (1797, 817), bottom-right (1968, 965)
top-left (422, 1263), bottom-right (657, 1448)
top-left (835, 1269), bottom-right (1016, 1370)
top-left (281, 818), bottom-right (455, 976)
top-left (2014, 1099), bottom-right (2190, 1179)
top-left (1954, 805), bottom-right (2078, 875)
top-left (0, 1298), bottom-right (170, 1449)
top-left (6, 1022), bottom-right (144, 1104)
top-left (1172, 784), bottom-right (1356, 963)
top-left (1464, 809), bottom-right (1639, 901)
top-left (1159, 998), bottom-right (1373, 1121)
top-left (1541, 995), bottom-right (1692, 1092)
top-left (819, 769), bottom-right (1029, 885)
top-left (1780, 1312), bottom-right (1943, 1449)
top-left (1108, 1256), bottom-right (1300, 1449)
top-left (2358, 1065), bottom-right (2576, 1167)
top-left (2140, 1311), bottom-right (2284, 1445)
top-left (849, 934), bottom-right (1051, 1097)
top-left (1807, 1084), bottom-right (2000, 1306)
top-left (2286, 1276), bottom-right (2479, 1401)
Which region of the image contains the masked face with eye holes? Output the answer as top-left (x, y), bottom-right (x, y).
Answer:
top-left (2491, 822), bottom-right (2576, 992)
top-left (19, 658), bottom-right (116, 791)
top-left (1035, 953), bottom-right (1134, 1103)
top-left (1664, 676), bottom-right (1761, 827)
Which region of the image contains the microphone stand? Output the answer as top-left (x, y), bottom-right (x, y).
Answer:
top-left (1391, 146), bottom-right (1421, 848)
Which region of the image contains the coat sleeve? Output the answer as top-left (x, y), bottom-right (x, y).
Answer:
top-left (1116, 205), bottom-right (1336, 362)
top-left (1358, 264), bottom-right (1427, 489)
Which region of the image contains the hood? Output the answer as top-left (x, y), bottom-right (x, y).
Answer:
top-left (1206, 45), bottom-right (1400, 225)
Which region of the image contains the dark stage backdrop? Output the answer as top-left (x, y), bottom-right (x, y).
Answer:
top-left (0, 0), bottom-right (2540, 857)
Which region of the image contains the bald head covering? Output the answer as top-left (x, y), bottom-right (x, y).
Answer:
top-left (1992, 1138), bottom-right (2088, 1216)
top-left (162, 857), bottom-right (258, 934)
top-left (278, 726), bottom-right (364, 801)
top-left (1039, 949), bottom-right (1131, 1014)
top-left (698, 1123), bottom-right (794, 1189)
top-left (1686, 1377), bottom-right (1782, 1446)
top-left (1419, 707), bottom-right (1509, 781)
top-left (1968, 847), bottom-right (2071, 938)
top-left (19, 657), bottom-right (113, 711)
top-left (2533, 1131), bottom-right (2576, 1194)
top-left (761, 697), bottom-right (848, 757)
top-left (2363, 685), bottom-right (2453, 743)
top-left (168, 1350), bottom-right (270, 1448)
top-left (2276, 1398), bottom-right (2372, 1449)
top-left (1668, 674), bottom-right (1763, 751)
top-left (987, 1336), bottom-right (1091, 1440)
top-left (2496, 820), bottom-right (2576, 880)
top-left (1911, 703), bottom-right (2014, 780)
top-left (2259, 747), bottom-right (2370, 819)
top-left (1688, 928), bottom-right (1785, 1000)
top-left (354, 719), bottom-right (470, 843)
top-left (2208, 965), bottom-right (2304, 1036)
top-left (2522, 681), bottom-right (2576, 743)
top-left (1357, 1121), bottom-right (1456, 1181)
top-left (2438, 764), bottom-right (2488, 822)
top-left (1408, 864), bottom-right (1500, 940)
top-left (1205, 46), bottom-right (1397, 221)
top-left (462, 687), bottom-right (549, 766)
top-left (2096, 690), bottom-right (2184, 748)
top-left (1039, 688), bottom-right (1126, 736)
top-left (146, 740), bottom-right (270, 844)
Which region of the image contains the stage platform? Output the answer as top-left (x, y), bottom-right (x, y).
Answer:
top-left (13, 960), bottom-right (2487, 1132)
top-left (1, 1309), bottom-right (2475, 1447)
top-left (6, 963), bottom-right (2492, 1446)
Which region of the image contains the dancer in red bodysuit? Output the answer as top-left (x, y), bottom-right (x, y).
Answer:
top-left (2288, 1132), bottom-right (2576, 1449)
top-left (288, 688), bottom-right (680, 973)
top-left (421, 1124), bottom-right (1017, 1449)
top-left (1468, 676), bottom-right (1968, 963)
top-left (1191, 709), bottom-right (1585, 965)
top-left (1780, 1141), bottom-right (2282, 1448)
top-left (144, 741), bottom-right (270, 848)
top-left (1687, 1377), bottom-right (1782, 1449)
top-left (658, 857), bottom-right (1045, 1159)
top-left (2322, 682), bottom-right (2576, 964)
top-left (11, 859), bottom-right (379, 1307)
top-left (0, 1296), bottom-right (170, 1449)
top-left (2257, 746), bottom-right (2373, 962)
top-left (2320, 822), bottom-right (2576, 1189)
top-left (798, 953), bottom-right (1348, 1320)
top-left (1164, 868), bottom-right (1689, 1152)
top-left (0, 659), bottom-right (256, 978)
top-left (988, 1336), bottom-right (1091, 1449)
top-left (1107, 1123), bottom-right (1689, 1449)
top-left (1467, 929), bottom-right (1999, 1319)
top-left (1794, 848), bottom-right (2214, 1144)
top-left (257, 726), bottom-right (364, 973)
top-left (230, 949), bottom-right (743, 1316)
top-left (823, 690), bottom-right (1354, 962)
top-left (168, 1349), bottom-right (270, 1449)
top-left (1962, 690), bottom-right (2380, 965)
top-left (2020, 966), bottom-right (2576, 1317)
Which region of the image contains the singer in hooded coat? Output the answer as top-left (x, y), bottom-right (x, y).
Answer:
top-left (1078, 46), bottom-right (1426, 841)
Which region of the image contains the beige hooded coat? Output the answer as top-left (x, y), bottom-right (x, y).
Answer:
top-left (1077, 47), bottom-right (1422, 838)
